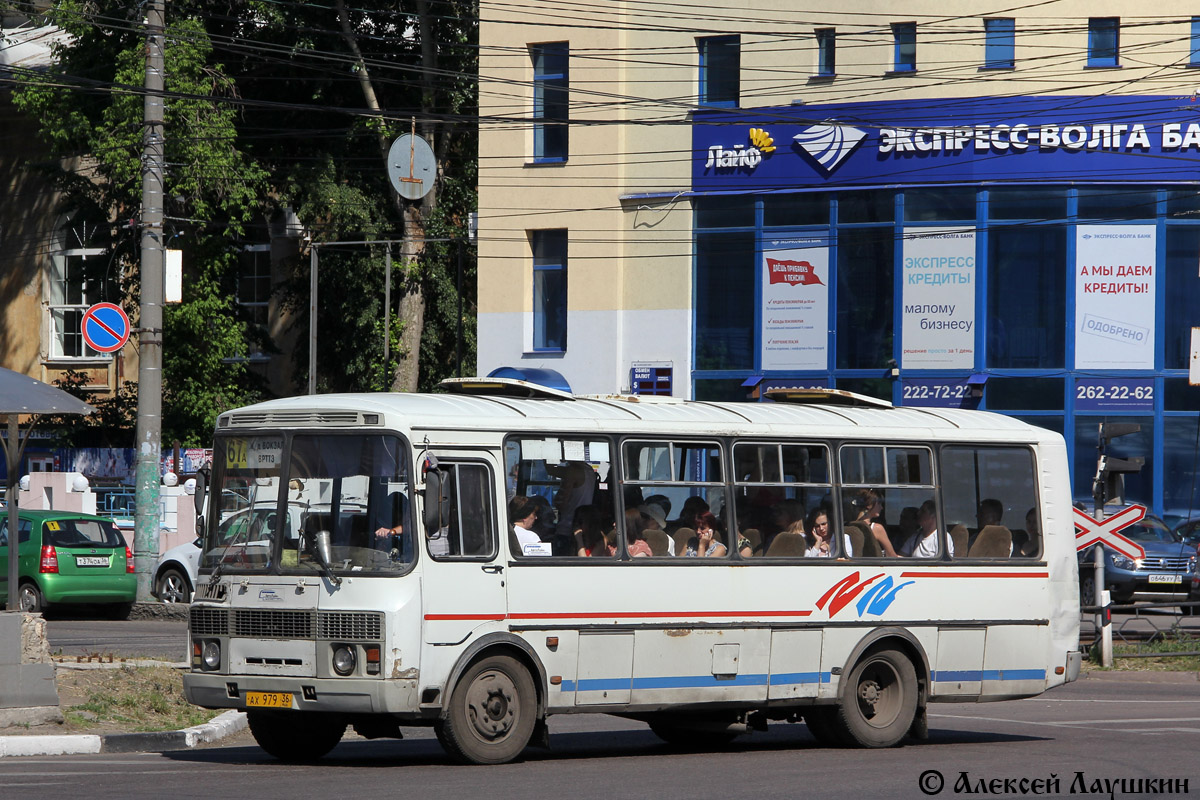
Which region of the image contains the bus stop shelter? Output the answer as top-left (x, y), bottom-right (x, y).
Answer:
top-left (0, 366), bottom-right (94, 612)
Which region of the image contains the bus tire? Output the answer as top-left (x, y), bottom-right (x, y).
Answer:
top-left (440, 654), bottom-right (537, 765)
top-left (247, 710), bottom-right (346, 762)
top-left (835, 647), bottom-right (918, 748)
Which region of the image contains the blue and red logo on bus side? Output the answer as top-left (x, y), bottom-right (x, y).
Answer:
top-left (816, 571), bottom-right (915, 618)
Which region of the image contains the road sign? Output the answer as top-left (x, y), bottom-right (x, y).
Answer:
top-left (1073, 504), bottom-right (1147, 560)
top-left (81, 302), bottom-right (131, 353)
top-left (387, 133), bottom-right (436, 200)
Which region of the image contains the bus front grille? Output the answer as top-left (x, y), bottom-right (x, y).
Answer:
top-left (190, 607), bottom-right (383, 641)
top-left (319, 612), bottom-right (383, 640)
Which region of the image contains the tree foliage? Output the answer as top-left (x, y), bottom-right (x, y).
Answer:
top-left (10, 0), bottom-right (478, 442)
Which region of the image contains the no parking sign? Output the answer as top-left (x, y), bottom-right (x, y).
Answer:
top-left (81, 302), bottom-right (131, 353)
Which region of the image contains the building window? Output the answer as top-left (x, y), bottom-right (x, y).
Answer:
top-left (892, 22), bottom-right (916, 72)
top-left (1191, 17), bottom-right (1200, 66)
top-left (816, 28), bottom-right (836, 76)
top-left (531, 42), bottom-right (568, 162)
top-left (699, 35), bottom-right (740, 106)
top-left (236, 245), bottom-right (272, 362)
top-left (47, 215), bottom-right (105, 360)
top-left (532, 230), bottom-right (567, 351)
top-left (1088, 17), bottom-right (1119, 67)
top-left (984, 18), bottom-right (1015, 69)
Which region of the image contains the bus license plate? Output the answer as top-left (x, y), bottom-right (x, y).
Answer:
top-left (246, 692), bottom-right (294, 709)
top-left (75, 556), bottom-right (108, 567)
top-left (1148, 574), bottom-right (1182, 584)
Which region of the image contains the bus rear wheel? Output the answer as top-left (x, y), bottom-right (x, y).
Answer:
top-left (439, 654), bottom-right (537, 765)
top-left (247, 710), bottom-right (346, 762)
top-left (835, 647), bottom-right (918, 748)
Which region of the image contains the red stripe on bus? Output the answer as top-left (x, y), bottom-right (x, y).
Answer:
top-left (425, 610), bottom-right (813, 621)
top-left (900, 571), bottom-right (1049, 578)
top-left (509, 610), bottom-right (813, 620)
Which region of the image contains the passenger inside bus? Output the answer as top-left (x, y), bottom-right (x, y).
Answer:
top-left (684, 511), bottom-right (727, 558)
top-left (574, 505), bottom-right (614, 557)
top-left (509, 495), bottom-right (550, 556)
top-left (849, 488), bottom-right (898, 557)
top-left (899, 500), bottom-right (950, 558)
top-left (625, 508), bottom-right (653, 557)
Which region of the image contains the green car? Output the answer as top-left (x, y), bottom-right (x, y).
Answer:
top-left (0, 509), bottom-right (138, 619)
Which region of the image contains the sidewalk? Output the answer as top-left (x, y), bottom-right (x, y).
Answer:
top-left (0, 707), bottom-right (247, 757)
top-left (0, 655), bottom-right (247, 758)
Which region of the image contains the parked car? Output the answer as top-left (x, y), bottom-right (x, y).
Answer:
top-left (152, 536), bottom-right (202, 604)
top-left (1077, 513), bottom-right (1197, 605)
top-left (0, 509), bottom-right (137, 618)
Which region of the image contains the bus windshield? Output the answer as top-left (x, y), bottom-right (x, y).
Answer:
top-left (203, 433), bottom-right (412, 575)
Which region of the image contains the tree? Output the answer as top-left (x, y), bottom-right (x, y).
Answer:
top-left (11, 0), bottom-right (479, 438)
top-left (12, 2), bottom-right (270, 444)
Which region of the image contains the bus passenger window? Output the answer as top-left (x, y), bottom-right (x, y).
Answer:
top-left (733, 442), bottom-right (832, 558)
top-left (504, 437), bottom-right (616, 558)
top-left (840, 445), bottom-right (935, 558)
top-left (940, 446), bottom-right (1037, 559)
top-left (622, 440), bottom-right (725, 558)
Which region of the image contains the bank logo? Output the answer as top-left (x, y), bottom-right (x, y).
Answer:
top-left (793, 123), bottom-right (867, 174)
top-left (703, 127), bottom-right (776, 172)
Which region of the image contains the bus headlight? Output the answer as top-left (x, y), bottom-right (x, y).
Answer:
top-left (201, 640), bottom-right (222, 671)
top-left (332, 644), bottom-right (357, 676)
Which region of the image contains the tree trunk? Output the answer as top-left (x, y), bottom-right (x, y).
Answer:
top-left (335, 0), bottom-right (431, 392)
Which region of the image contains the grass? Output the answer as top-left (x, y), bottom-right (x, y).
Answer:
top-left (1088, 633), bottom-right (1200, 671)
top-left (58, 665), bottom-right (221, 733)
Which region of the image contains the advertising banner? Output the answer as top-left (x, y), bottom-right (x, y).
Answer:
top-left (692, 95), bottom-right (1200, 191)
top-left (1074, 225), bottom-right (1156, 370)
top-left (761, 237), bottom-right (828, 370)
top-left (901, 227), bottom-right (976, 369)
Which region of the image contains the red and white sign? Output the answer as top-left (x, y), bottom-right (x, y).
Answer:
top-left (1073, 504), bottom-right (1147, 560)
top-left (766, 258), bottom-right (824, 286)
top-left (81, 302), bottom-right (131, 353)
top-left (761, 239), bottom-right (829, 371)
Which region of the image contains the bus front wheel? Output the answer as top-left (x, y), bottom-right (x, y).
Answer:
top-left (835, 647), bottom-right (918, 748)
top-left (247, 710), bottom-right (346, 762)
top-left (440, 654), bottom-right (537, 765)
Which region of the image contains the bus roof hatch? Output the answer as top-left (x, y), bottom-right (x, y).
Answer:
top-left (438, 377), bottom-right (576, 400)
top-left (763, 387), bottom-right (894, 409)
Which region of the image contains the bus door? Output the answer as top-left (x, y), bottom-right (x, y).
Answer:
top-left (420, 458), bottom-right (507, 645)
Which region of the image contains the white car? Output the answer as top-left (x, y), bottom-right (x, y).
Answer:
top-left (152, 536), bottom-right (202, 603)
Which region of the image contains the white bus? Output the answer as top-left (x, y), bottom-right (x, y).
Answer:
top-left (182, 380), bottom-right (1081, 764)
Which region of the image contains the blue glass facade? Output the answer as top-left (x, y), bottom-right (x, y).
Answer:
top-left (690, 96), bottom-right (1200, 519)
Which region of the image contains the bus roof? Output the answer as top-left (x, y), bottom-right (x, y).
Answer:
top-left (217, 391), bottom-right (1059, 445)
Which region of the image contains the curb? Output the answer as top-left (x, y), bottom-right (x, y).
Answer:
top-left (0, 710), bottom-right (247, 758)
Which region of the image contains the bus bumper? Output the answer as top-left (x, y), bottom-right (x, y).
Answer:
top-left (183, 672), bottom-right (421, 718)
top-left (1065, 650), bottom-right (1082, 683)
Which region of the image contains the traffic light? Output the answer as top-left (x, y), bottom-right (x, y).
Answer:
top-left (1093, 422), bottom-right (1143, 510)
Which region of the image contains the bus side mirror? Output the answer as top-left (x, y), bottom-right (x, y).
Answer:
top-left (193, 468), bottom-right (209, 538)
top-left (424, 469), bottom-right (448, 536)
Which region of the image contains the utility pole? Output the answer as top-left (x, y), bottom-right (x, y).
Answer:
top-left (133, 0), bottom-right (165, 601)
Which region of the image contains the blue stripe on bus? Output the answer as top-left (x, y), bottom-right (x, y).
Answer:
top-left (558, 669), bottom-right (1044, 692)
top-left (932, 669), bottom-right (1047, 682)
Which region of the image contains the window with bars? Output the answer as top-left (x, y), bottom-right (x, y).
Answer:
top-left (47, 216), bottom-right (106, 360)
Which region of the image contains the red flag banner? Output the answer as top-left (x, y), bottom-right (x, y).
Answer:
top-left (767, 258), bottom-right (825, 286)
